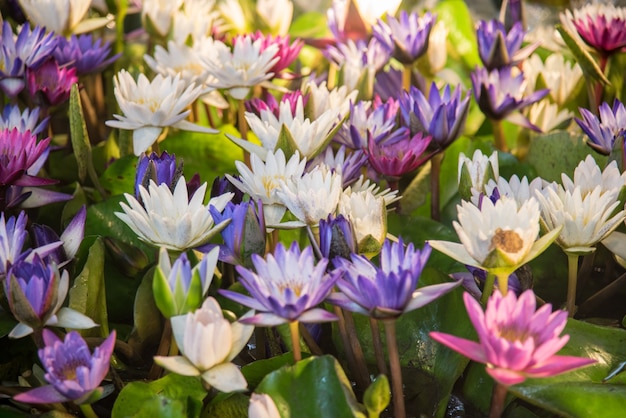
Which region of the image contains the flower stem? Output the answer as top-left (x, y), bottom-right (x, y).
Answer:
top-left (488, 383), bottom-right (508, 418)
top-left (383, 319), bottom-right (405, 418)
top-left (79, 403), bottom-right (99, 418)
top-left (238, 99), bottom-right (250, 167)
top-left (342, 309), bottom-right (371, 391)
top-left (566, 253), bottom-right (580, 317)
top-left (402, 64), bottom-right (412, 91)
top-left (369, 317), bottom-right (388, 376)
top-left (496, 272), bottom-right (509, 296)
top-left (289, 320), bottom-right (301, 362)
top-left (332, 307), bottom-right (370, 392)
top-left (481, 272), bottom-right (497, 304)
top-left (491, 119), bottom-right (508, 152)
top-left (430, 152), bottom-right (444, 221)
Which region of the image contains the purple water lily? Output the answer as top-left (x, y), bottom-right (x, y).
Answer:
top-left (30, 206), bottom-right (87, 267)
top-left (219, 242), bottom-right (339, 326)
top-left (0, 21), bottom-right (59, 97)
top-left (476, 20), bottom-right (536, 70)
top-left (13, 329), bottom-right (116, 405)
top-left (367, 128), bottom-right (432, 179)
top-left (373, 11), bottom-right (436, 64)
top-left (400, 83), bottom-right (470, 152)
top-left (319, 214), bottom-right (357, 264)
top-left (471, 66), bottom-right (548, 129)
top-left (53, 34), bottom-right (120, 76)
top-left (0, 210), bottom-right (28, 275)
top-left (307, 145), bottom-right (367, 187)
top-left (576, 99), bottom-right (626, 155)
top-left (0, 104), bottom-right (48, 136)
top-left (430, 290), bottom-right (596, 386)
top-left (334, 97), bottom-right (399, 150)
top-left (135, 151), bottom-right (182, 199)
top-left (26, 58), bottom-right (78, 106)
top-left (0, 128), bottom-right (53, 188)
top-left (208, 200), bottom-right (266, 267)
top-left (327, 239), bottom-right (461, 319)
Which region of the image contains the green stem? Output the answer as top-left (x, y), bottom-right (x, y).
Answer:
top-left (430, 152), bottom-right (444, 221)
top-left (402, 64), bottom-right (412, 91)
top-left (342, 309), bottom-right (371, 391)
top-left (566, 253), bottom-right (580, 317)
top-left (383, 320), bottom-right (405, 418)
top-left (481, 272), bottom-right (497, 304)
top-left (238, 99), bottom-right (250, 167)
top-left (496, 272), bottom-right (510, 296)
top-left (491, 119), bottom-right (508, 152)
top-left (79, 403), bottom-right (99, 418)
top-left (488, 383), bottom-right (508, 418)
top-left (369, 317), bottom-right (388, 376)
top-left (289, 320), bottom-right (301, 362)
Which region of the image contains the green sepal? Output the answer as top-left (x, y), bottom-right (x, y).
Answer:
top-left (556, 24), bottom-right (610, 86)
top-left (181, 269), bottom-right (205, 314)
top-left (152, 267), bottom-right (176, 319)
top-left (274, 124), bottom-right (299, 160)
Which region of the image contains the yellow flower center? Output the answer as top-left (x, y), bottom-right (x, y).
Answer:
top-left (491, 228), bottom-right (523, 254)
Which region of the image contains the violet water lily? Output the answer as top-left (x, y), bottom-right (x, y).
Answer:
top-left (476, 19), bottom-right (536, 70)
top-left (372, 11), bottom-right (436, 64)
top-left (576, 99), bottom-right (626, 158)
top-left (13, 329), bottom-right (116, 406)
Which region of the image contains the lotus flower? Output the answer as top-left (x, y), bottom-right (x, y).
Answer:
top-left (430, 290), bottom-right (596, 386)
top-left (13, 330), bottom-right (116, 405)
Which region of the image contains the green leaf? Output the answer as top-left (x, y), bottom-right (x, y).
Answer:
top-left (526, 131), bottom-right (605, 183)
top-left (256, 355), bottom-right (367, 418)
top-left (69, 237), bottom-right (109, 337)
top-left (127, 267), bottom-right (163, 356)
top-left (112, 374), bottom-right (205, 418)
top-left (242, 352), bottom-right (296, 390)
top-left (202, 392), bottom-right (249, 418)
top-left (289, 12), bottom-right (329, 39)
top-left (99, 155), bottom-right (138, 196)
top-left (363, 375), bottom-right (390, 418)
top-left (69, 84), bottom-right (92, 182)
top-left (434, 0), bottom-right (480, 68)
top-left (0, 309), bottom-right (17, 339)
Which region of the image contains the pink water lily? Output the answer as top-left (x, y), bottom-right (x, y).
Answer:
top-left (430, 290), bottom-right (596, 386)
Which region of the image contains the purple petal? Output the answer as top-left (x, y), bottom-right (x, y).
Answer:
top-left (13, 385), bottom-right (68, 404)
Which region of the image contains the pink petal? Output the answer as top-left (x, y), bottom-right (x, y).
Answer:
top-left (526, 355), bottom-right (597, 379)
top-left (429, 332), bottom-right (487, 363)
top-left (14, 385), bottom-right (68, 404)
top-left (486, 366), bottom-right (526, 386)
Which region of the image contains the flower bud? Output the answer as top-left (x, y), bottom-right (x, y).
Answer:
top-left (457, 149), bottom-right (499, 201)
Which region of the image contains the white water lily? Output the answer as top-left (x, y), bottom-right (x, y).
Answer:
top-left (202, 36), bottom-right (278, 100)
top-left (457, 149), bottom-right (499, 200)
top-left (154, 297), bottom-right (254, 393)
top-left (19, 0), bottom-right (95, 34)
top-left (305, 80), bottom-right (358, 120)
top-left (217, 0), bottom-right (248, 33)
top-left (115, 177), bottom-right (233, 251)
top-left (171, 0), bottom-right (221, 45)
top-left (425, 20), bottom-right (448, 75)
top-left (226, 150), bottom-right (306, 228)
top-left (337, 188), bottom-right (387, 254)
top-left (564, 155), bottom-right (626, 197)
top-left (473, 175), bottom-right (545, 209)
top-left (525, 100), bottom-right (573, 133)
top-left (141, 0), bottom-right (183, 37)
top-left (348, 175), bottom-right (401, 207)
top-left (523, 54), bottom-right (582, 107)
top-left (276, 167), bottom-right (343, 226)
top-left (535, 184), bottom-right (625, 255)
top-left (105, 70), bottom-right (216, 155)
top-left (429, 197), bottom-right (560, 275)
top-left (242, 95), bottom-right (342, 160)
top-left (249, 393), bottom-right (281, 418)
top-left (257, 0), bottom-right (293, 35)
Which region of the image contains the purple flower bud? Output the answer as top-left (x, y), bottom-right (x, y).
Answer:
top-left (373, 11), bottom-right (436, 64)
top-left (53, 34), bottom-right (121, 76)
top-left (576, 100), bottom-right (626, 156)
top-left (319, 214), bottom-right (357, 264)
top-left (135, 151), bottom-right (182, 199)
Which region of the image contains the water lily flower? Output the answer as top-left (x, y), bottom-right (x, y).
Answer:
top-left (471, 66), bottom-right (549, 129)
top-left (373, 11), bottom-right (436, 64)
top-left (256, 0), bottom-right (293, 36)
top-left (202, 35), bottom-right (279, 100)
top-left (226, 150), bottom-right (306, 228)
top-left (319, 214), bottom-right (357, 263)
top-left (208, 200), bottom-right (266, 267)
top-left (156, 297), bottom-right (254, 392)
top-left (0, 211), bottom-right (28, 275)
top-left (170, 0), bottom-right (222, 45)
top-left (0, 104), bottom-right (48, 136)
top-left (0, 128), bottom-right (53, 188)
top-left (476, 20), bottom-right (537, 70)
top-left (250, 32), bottom-right (303, 79)
top-left (26, 58), bottom-right (78, 106)
top-left (430, 290), bottom-right (596, 386)
top-left (219, 242), bottom-right (339, 326)
top-left (525, 100), bottom-right (574, 133)
top-left (105, 70), bottom-right (216, 156)
top-left (327, 0), bottom-right (402, 41)
top-left (4, 254), bottom-right (97, 338)
top-left (565, 155), bottom-right (626, 197)
top-left (304, 80), bottom-right (357, 121)
top-left (141, 0), bottom-right (183, 37)
top-left (366, 129), bottom-right (432, 180)
top-left (424, 20), bottom-right (449, 76)
top-left (115, 177), bottom-right (233, 251)
top-left (335, 97), bottom-right (399, 150)
top-left (30, 206), bottom-right (86, 267)
top-left (457, 149), bottom-right (499, 201)
top-left (18, 0), bottom-right (94, 35)
top-left (249, 393), bottom-right (281, 418)
top-left (13, 330), bottom-right (116, 405)
top-left (211, 175), bottom-right (245, 206)
top-left (0, 21), bottom-right (59, 97)
top-left (54, 34), bottom-right (120, 75)
top-left (472, 175), bottom-right (544, 209)
top-left (307, 145), bottom-right (367, 187)
top-left (428, 197), bottom-right (560, 292)
top-left (400, 83), bottom-right (470, 152)
top-left (328, 239), bottom-right (461, 319)
top-left (576, 100), bottom-right (626, 156)
top-left (522, 54), bottom-right (582, 107)
top-left (217, 0), bottom-right (248, 34)
top-left (338, 187), bottom-right (388, 255)
top-left (240, 94), bottom-right (342, 160)
top-left (276, 167), bottom-right (343, 226)
top-left (562, 4), bottom-right (626, 57)
top-left (152, 247), bottom-right (219, 318)
top-left (134, 151), bottom-right (182, 199)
